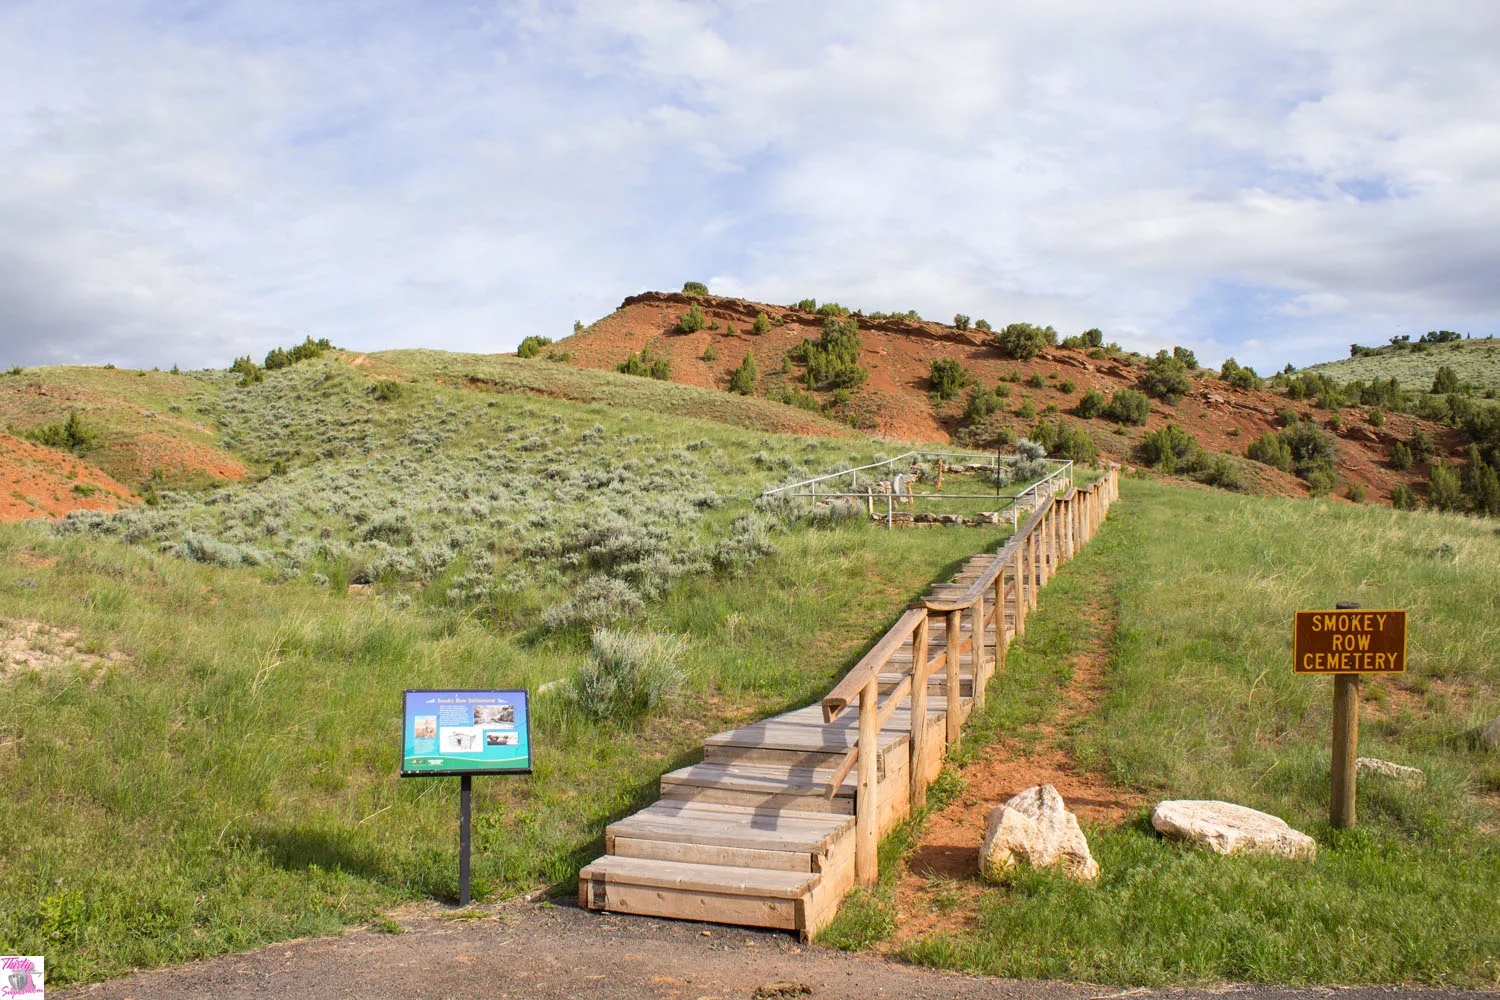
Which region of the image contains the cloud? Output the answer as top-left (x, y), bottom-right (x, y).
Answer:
top-left (0, 0), bottom-right (1497, 372)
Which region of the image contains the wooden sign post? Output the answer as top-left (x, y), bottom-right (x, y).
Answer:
top-left (1293, 603), bottom-right (1406, 828)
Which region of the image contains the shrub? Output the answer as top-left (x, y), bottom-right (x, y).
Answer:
top-left (1368, 408), bottom-right (1385, 427)
top-left (1408, 428), bottom-right (1435, 462)
top-left (572, 628), bottom-right (687, 721)
top-left (963, 385), bottom-right (1006, 425)
top-left (1142, 350), bottom-right (1192, 404)
top-left (1082, 328), bottom-right (1103, 348)
top-left (1058, 379), bottom-right (1075, 394)
top-left (1025, 372), bottom-right (1046, 389)
top-left (1016, 399), bottom-right (1037, 419)
top-left (768, 386), bottom-right (820, 411)
top-left (20, 410), bottom-right (98, 456)
top-left (1247, 430), bottom-right (1293, 471)
top-left (1387, 441), bottom-right (1413, 471)
top-left (617, 348), bottom-right (672, 380)
top-left (517, 335), bottom-right (553, 359)
top-left (675, 304), bottom-right (707, 335)
top-left (1390, 484), bottom-right (1417, 510)
top-left (953, 314), bottom-right (971, 331)
top-left (1428, 462), bottom-right (1463, 511)
top-left (790, 315), bottom-right (867, 389)
top-left (574, 320), bottom-right (585, 334)
top-left (682, 281), bottom-right (709, 297)
top-left (1138, 423), bottom-right (1204, 473)
top-left (1074, 388), bottom-right (1107, 419)
top-left (1305, 467), bottom-right (1338, 496)
top-left (1346, 482), bottom-right (1368, 503)
top-left (975, 319), bottom-right (992, 331)
top-left (369, 380), bottom-right (406, 402)
top-left (993, 323), bottom-right (1057, 359)
top-left (751, 312), bottom-right (772, 335)
top-left (1431, 366), bottom-right (1462, 395)
top-left (1103, 388), bottom-right (1150, 425)
top-left (794, 298), bottom-right (817, 312)
top-left (230, 355), bottom-right (263, 386)
top-left (1220, 357), bottom-right (1262, 391)
top-left (929, 358), bottom-right (969, 400)
top-left (1197, 453), bottom-right (1245, 490)
top-left (816, 302), bottom-right (850, 317)
top-left (701, 343), bottom-right (717, 362)
top-left (1031, 420), bottom-right (1096, 463)
top-left (544, 576), bottom-right (645, 630)
top-left (727, 351), bottom-right (758, 395)
top-left (1172, 345), bottom-right (1198, 369)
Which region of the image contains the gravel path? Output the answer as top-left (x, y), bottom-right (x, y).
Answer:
top-left (54, 899), bottom-right (1493, 1000)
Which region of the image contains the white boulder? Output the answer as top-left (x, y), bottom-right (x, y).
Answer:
top-left (1356, 757), bottom-right (1425, 785)
top-left (979, 784), bottom-right (1099, 882)
top-left (1151, 800), bottom-right (1316, 860)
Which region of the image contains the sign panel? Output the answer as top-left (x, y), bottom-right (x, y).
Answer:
top-left (401, 689), bottom-right (532, 776)
top-left (1294, 610), bottom-right (1406, 674)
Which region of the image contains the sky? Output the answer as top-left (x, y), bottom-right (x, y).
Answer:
top-left (1, 0), bottom-right (1498, 373)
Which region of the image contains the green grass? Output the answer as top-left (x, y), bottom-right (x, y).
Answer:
top-left (823, 476), bottom-right (1500, 986)
top-left (1306, 336), bottom-right (1500, 394)
top-left (0, 356), bottom-right (1027, 985)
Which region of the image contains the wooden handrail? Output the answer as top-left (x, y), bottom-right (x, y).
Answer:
top-left (822, 607), bottom-right (926, 722)
top-left (922, 497), bottom-right (1054, 613)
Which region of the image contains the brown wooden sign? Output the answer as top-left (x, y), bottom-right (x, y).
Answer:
top-left (1294, 609), bottom-right (1406, 674)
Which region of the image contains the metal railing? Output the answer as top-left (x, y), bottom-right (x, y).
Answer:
top-left (760, 449), bottom-right (1076, 529)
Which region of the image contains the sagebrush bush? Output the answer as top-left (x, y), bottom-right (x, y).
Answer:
top-left (617, 348), bottom-right (671, 379)
top-left (572, 628), bottom-right (688, 721)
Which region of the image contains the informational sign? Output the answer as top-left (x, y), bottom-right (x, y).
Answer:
top-left (401, 689), bottom-right (532, 776)
top-left (1294, 609), bottom-right (1407, 674)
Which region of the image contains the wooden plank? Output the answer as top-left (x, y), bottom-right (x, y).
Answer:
top-left (660, 783), bottom-right (853, 815)
top-left (661, 761), bottom-right (856, 796)
top-left (595, 880), bottom-right (800, 930)
top-left (821, 607), bottom-right (926, 722)
top-left (581, 856), bottom-right (816, 898)
top-left (612, 837), bottom-right (813, 873)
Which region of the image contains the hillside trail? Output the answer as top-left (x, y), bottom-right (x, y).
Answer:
top-left (889, 590), bottom-right (1145, 947)
top-left (54, 896), bottom-right (1481, 1000)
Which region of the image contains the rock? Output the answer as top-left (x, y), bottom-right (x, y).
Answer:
top-left (1356, 757), bottom-right (1425, 785)
top-left (1151, 800), bottom-right (1316, 859)
top-left (979, 784), bottom-right (1099, 882)
top-left (1482, 717), bottom-right (1500, 751)
top-left (939, 514), bottom-right (964, 525)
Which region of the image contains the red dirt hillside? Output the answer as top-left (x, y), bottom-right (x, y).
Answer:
top-left (554, 291), bottom-right (1459, 505)
top-left (0, 432), bottom-right (135, 521)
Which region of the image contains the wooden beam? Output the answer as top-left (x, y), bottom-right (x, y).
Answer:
top-left (855, 677), bottom-right (879, 886)
top-left (909, 615), bottom-right (930, 813)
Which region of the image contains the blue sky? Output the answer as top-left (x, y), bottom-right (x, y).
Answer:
top-left (2, 0), bottom-right (1497, 373)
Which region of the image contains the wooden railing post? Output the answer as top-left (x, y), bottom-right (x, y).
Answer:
top-left (909, 614), bottom-right (930, 812)
top-left (1012, 543), bottom-right (1027, 636)
top-left (856, 676), bottom-right (879, 887)
top-left (1027, 529), bottom-right (1039, 611)
top-left (972, 589), bottom-right (987, 714)
top-left (945, 609), bottom-right (962, 743)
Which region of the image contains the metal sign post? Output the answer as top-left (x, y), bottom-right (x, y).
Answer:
top-left (401, 689), bottom-right (533, 905)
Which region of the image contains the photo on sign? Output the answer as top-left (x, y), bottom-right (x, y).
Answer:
top-left (473, 702), bottom-right (514, 727)
top-left (440, 726), bottom-right (483, 753)
top-left (413, 715), bottom-right (436, 739)
top-left (486, 731), bottom-right (519, 747)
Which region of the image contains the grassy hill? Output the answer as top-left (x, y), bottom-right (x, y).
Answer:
top-left (2, 349), bottom-right (1498, 987)
top-left (1306, 335), bottom-right (1500, 394)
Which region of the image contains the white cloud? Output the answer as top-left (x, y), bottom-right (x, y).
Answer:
top-left (0, 0), bottom-right (1497, 372)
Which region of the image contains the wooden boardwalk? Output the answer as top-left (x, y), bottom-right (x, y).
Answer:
top-left (580, 469), bottom-right (1119, 938)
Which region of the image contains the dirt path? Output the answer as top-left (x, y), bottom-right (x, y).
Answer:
top-left (891, 595), bottom-right (1145, 945)
top-left (54, 898), bottom-right (1488, 1000)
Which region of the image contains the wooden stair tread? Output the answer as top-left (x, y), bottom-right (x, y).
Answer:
top-left (580, 856), bottom-right (818, 899)
top-left (705, 723), bottom-right (907, 754)
top-left (662, 761), bottom-right (857, 798)
top-left (610, 802), bottom-right (852, 853)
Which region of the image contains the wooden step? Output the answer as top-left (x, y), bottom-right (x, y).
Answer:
top-left (660, 761), bottom-right (856, 814)
top-left (607, 801), bottom-right (853, 873)
top-left (579, 856), bottom-right (815, 931)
